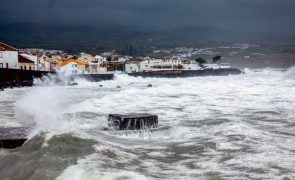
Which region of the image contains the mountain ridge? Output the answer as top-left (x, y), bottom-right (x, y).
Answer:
top-left (0, 22), bottom-right (293, 54)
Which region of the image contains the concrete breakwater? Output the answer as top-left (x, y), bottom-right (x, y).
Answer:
top-left (0, 68), bottom-right (114, 89)
top-left (0, 68), bottom-right (50, 89)
top-left (128, 68), bottom-right (243, 78)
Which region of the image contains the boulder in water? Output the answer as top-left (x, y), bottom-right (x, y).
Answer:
top-left (69, 82), bottom-right (78, 86)
top-left (108, 113), bottom-right (158, 130)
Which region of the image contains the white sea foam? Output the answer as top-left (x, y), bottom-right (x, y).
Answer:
top-left (1, 67), bottom-right (294, 179)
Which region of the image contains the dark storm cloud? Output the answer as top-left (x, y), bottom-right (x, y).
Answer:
top-left (1, 0), bottom-right (295, 33)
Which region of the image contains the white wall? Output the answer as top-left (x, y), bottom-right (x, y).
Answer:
top-left (0, 51), bottom-right (18, 69)
top-left (20, 53), bottom-right (38, 70)
top-left (59, 62), bottom-right (85, 74)
top-left (125, 63), bottom-right (140, 73)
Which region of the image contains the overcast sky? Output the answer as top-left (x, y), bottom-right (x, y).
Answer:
top-left (1, 0), bottom-right (295, 33)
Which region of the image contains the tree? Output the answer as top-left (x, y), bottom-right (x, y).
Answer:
top-left (195, 58), bottom-right (206, 67)
top-left (212, 55), bottom-right (222, 63)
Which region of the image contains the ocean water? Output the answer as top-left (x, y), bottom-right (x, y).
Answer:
top-left (0, 67), bottom-right (295, 180)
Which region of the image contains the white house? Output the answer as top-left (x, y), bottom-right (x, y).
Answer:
top-left (0, 42), bottom-right (18, 69)
top-left (20, 53), bottom-right (38, 70)
top-left (86, 55), bottom-right (108, 73)
top-left (93, 55), bottom-right (107, 64)
top-left (58, 59), bottom-right (86, 74)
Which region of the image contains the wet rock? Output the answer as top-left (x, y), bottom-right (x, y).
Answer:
top-left (101, 149), bottom-right (117, 159)
top-left (116, 86), bottom-right (121, 88)
top-left (69, 82), bottom-right (78, 86)
top-left (108, 113), bottom-right (158, 130)
top-left (147, 84), bottom-right (153, 87)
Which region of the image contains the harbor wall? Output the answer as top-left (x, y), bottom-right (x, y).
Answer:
top-left (128, 68), bottom-right (243, 78)
top-left (0, 68), bottom-right (114, 89)
top-left (0, 68), bottom-right (51, 89)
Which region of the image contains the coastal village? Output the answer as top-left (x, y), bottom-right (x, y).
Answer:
top-left (0, 42), bottom-right (234, 75)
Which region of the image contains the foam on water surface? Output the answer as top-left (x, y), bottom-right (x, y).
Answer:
top-left (0, 67), bottom-right (295, 179)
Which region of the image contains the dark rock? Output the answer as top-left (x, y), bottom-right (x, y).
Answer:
top-left (108, 113), bottom-right (158, 130)
top-left (101, 149), bottom-right (117, 159)
top-left (0, 127), bottom-right (29, 149)
top-left (99, 85), bottom-right (103, 87)
top-left (117, 86), bottom-right (121, 88)
top-left (69, 82), bottom-right (78, 86)
top-left (147, 84), bottom-right (153, 87)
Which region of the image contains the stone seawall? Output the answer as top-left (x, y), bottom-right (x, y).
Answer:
top-left (0, 68), bottom-right (51, 89)
top-left (128, 68), bottom-right (243, 78)
top-left (0, 68), bottom-right (114, 89)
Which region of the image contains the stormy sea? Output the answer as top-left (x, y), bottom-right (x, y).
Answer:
top-left (0, 67), bottom-right (295, 180)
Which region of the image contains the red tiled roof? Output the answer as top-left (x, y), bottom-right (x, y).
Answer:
top-left (0, 42), bottom-right (18, 51)
top-left (18, 55), bottom-right (34, 63)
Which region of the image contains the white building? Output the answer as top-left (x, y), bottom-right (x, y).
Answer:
top-left (125, 61), bottom-right (140, 73)
top-left (85, 55), bottom-right (108, 73)
top-left (93, 55), bottom-right (107, 64)
top-left (58, 59), bottom-right (86, 74)
top-left (125, 58), bottom-right (208, 73)
top-left (20, 53), bottom-right (38, 70)
top-left (0, 42), bottom-right (19, 69)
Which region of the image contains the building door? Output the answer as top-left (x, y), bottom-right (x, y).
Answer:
top-left (6, 63), bottom-right (8, 68)
top-left (0, 63), bottom-right (3, 68)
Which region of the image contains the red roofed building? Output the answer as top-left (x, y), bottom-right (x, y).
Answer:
top-left (0, 42), bottom-right (19, 69)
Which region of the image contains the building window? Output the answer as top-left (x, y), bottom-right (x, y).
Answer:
top-left (29, 66), bottom-right (32, 70)
top-left (20, 66), bottom-right (23, 70)
top-left (24, 66), bottom-right (27, 70)
top-left (0, 52), bottom-right (3, 58)
top-left (0, 63), bottom-right (3, 68)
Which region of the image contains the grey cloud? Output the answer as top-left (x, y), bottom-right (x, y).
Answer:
top-left (1, 0), bottom-right (295, 33)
